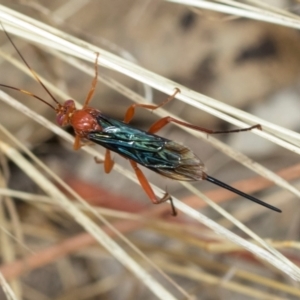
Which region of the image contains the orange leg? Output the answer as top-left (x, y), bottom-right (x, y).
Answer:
top-left (129, 160), bottom-right (177, 216)
top-left (148, 116), bottom-right (262, 135)
top-left (83, 52), bottom-right (100, 108)
top-left (104, 149), bottom-right (114, 173)
top-left (73, 135), bottom-right (82, 150)
top-left (123, 88), bottom-right (181, 123)
top-left (94, 149), bottom-right (114, 174)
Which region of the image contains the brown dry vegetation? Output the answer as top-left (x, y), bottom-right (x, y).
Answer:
top-left (0, 1), bottom-right (300, 299)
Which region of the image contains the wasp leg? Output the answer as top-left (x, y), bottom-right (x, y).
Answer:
top-left (123, 88), bottom-right (181, 124)
top-left (94, 150), bottom-right (114, 173)
top-left (73, 135), bottom-right (82, 150)
top-left (148, 116), bottom-right (261, 134)
top-left (83, 52), bottom-right (100, 108)
top-left (104, 149), bottom-right (114, 173)
top-left (73, 135), bottom-right (94, 150)
top-left (129, 160), bottom-right (177, 216)
top-left (94, 150), bottom-right (114, 174)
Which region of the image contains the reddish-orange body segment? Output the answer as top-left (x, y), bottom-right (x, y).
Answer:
top-left (71, 108), bottom-right (102, 135)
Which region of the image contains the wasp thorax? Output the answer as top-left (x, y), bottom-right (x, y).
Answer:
top-left (70, 108), bottom-right (102, 136)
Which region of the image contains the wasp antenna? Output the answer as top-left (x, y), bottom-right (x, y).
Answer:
top-left (0, 84), bottom-right (56, 111)
top-left (0, 22), bottom-right (60, 106)
top-left (204, 174), bottom-right (281, 213)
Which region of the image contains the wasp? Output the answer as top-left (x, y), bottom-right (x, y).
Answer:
top-left (0, 26), bottom-right (281, 215)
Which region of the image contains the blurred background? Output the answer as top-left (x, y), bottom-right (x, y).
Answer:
top-left (0, 0), bottom-right (300, 299)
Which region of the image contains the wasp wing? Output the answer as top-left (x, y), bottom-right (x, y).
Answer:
top-left (88, 114), bottom-right (205, 181)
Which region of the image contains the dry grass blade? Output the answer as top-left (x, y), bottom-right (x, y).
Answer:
top-left (0, 140), bottom-right (179, 300)
top-left (157, 259), bottom-right (287, 300)
top-left (167, 0), bottom-right (300, 29)
top-left (0, 272), bottom-right (18, 300)
top-left (0, 6), bottom-right (299, 154)
top-left (0, 2), bottom-right (299, 299)
top-left (1, 5), bottom-right (300, 155)
top-left (41, 50), bottom-right (300, 190)
top-left (2, 90), bottom-right (300, 281)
